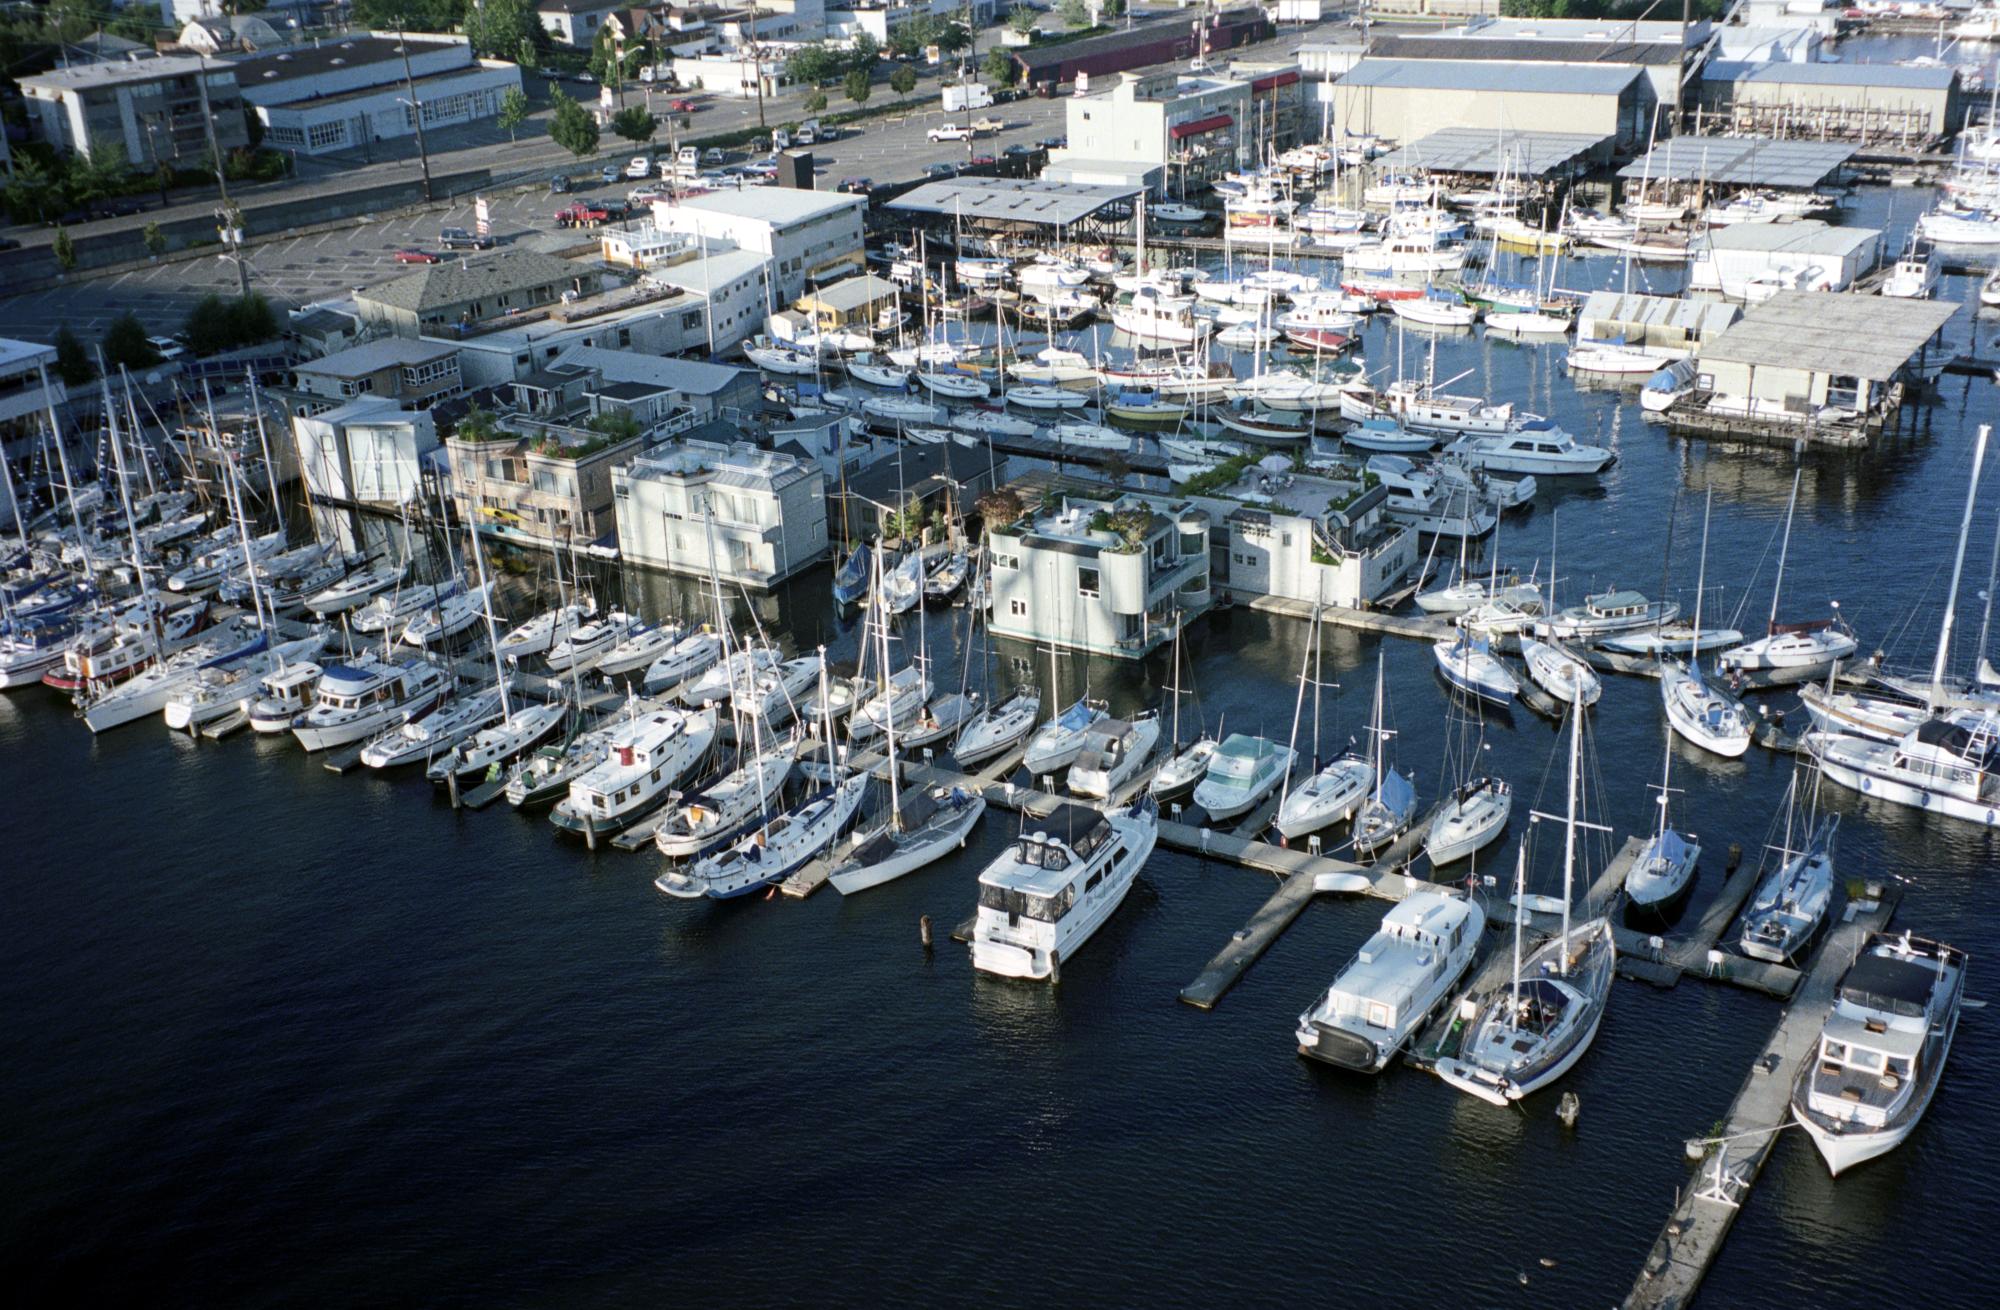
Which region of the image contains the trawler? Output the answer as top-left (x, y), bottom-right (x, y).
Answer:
top-left (291, 658), bottom-right (453, 752)
top-left (1296, 892), bottom-right (1486, 1072)
top-left (551, 706), bottom-right (718, 844)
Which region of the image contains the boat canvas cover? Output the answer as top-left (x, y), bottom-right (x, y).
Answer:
top-left (1912, 716), bottom-right (2000, 769)
top-left (1651, 829), bottom-right (1695, 870)
top-left (1018, 803), bottom-right (1110, 856)
top-left (1375, 768), bottom-right (1417, 816)
top-left (1839, 953), bottom-right (1937, 1019)
top-left (1053, 699), bottom-right (1099, 733)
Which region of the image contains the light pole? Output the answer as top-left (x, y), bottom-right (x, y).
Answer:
top-left (192, 52), bottom-right (250, 298)
top-left (395, 23), bottom-right (435, 202)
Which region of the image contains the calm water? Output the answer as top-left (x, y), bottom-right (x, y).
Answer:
top-left (9, 177), bottom-right (2000, 1304)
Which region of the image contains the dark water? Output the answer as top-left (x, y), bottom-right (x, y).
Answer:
top-left (9, 179), bottom-right (2000, 1302)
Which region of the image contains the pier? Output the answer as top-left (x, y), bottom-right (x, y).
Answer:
top-left (1623, 886), bottom-right (1901, 1310)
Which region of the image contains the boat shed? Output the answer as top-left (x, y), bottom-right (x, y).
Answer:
top-left (1332, 59), bottom-right (1656, 153)
top-left (1617, 136), bottom-right (1855, 192)
top-left (1687, 291), bottom-right (1956, 438)
top-left (1576, 292), bottom-right (1739, 355)
top-left (793, 274), bottom-right (900, 334)
top-left (1373, 127), bottom-right (1616, 180)
top-left (1698, 61), bottom-right (1964, 146)
top-left (1687, 220), bottom-right (1880, 300)
top-left (887, 178), bottom-right (1140, 240)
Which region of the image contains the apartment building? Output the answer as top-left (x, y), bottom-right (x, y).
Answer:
top-left (19, 55), bottom-right (249, 166)
top-left (613, 434), bottom-right (828, 587)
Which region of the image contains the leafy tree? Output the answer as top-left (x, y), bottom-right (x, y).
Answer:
top-left (51, 226), bottom-right (76, 273)
top-left (4, 155), bottom-right (60, 224)
top-left (890, 65), bottom-right (917, 97)
top-left (849, 32), bottom-right (881, 71)
top-left (142, 222), bottom-right (168, 258)
top-left (1101, 0), bottom-right (1125, 19)
top-left (547, 88), bottom-right (600, 158)
top-left (803, 89), bottom-right (828, 114)
top-left (462, 0), bottom-right (547, 57)
top-left (182, 294), bottom-right (277, 357)
top-left (934, 21), bottom-right (973, 56)
top-left (843, 68), bottom-right (872, 106)
top-left (1009, 7), bottom-right (1039, 35)
top-left (785, 42), bottom-right (844, 88)
top-left (497, 86), bottom-right (531, 142)
top-left (351, 0), bottom-right (460, 32)
top-left (53, 327), bottom-right (95, 386)
top-left (1058, 0), bottom-right (1091, 29)
top-left (517, 36), bottom-right (539, 71)
top-left (611, 105), bottom-right (656, 143)
top-left (102, 313), bottom-right (160, 371)
top-left (985, 48), bottom-right (1017, 88)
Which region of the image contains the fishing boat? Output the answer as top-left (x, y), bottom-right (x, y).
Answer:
top-left (1193, 732), bottom-right (1295, 822)
top-left (1296, 892), bottom-right (1487, 1072)
top-left (1625, 733), bottom-right (1701, 920)
top-left (966, 798), bottom-right (1159, 981)
top-left (290, 658), bottom-right (453, 751)
top-left (1342, 415), bottom-right (1434, 454)
top-left (551, 706), bottom-right (718, 845)
top-left (1068, 713), bottom-right (1162, 800)
top-left (652, 737), bottom-right (800, 860)
top-left (1739, 811), bottom-right (1837, 963)
top-left (1791, 931), bottom-right (1967, 1176)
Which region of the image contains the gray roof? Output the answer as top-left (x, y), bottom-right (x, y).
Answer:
top-left (295, 337), bottom-right (457, 379)
top-left (549, 345), bottom-right (752, 399)
top-left (675, 188), bottom-right (865, 226)
top-left (360, 252), bottom-right (586, 315)
top-left (1367, 34), bottom-right (1683, 65)
top-left (888, 178), bottom-right (1140, 228)
top-left (235, 35), bottom-right (462, 88)
top-left (20, 54), bottom-right (225, 92)
top-left (1339, 58), bottom-right (1644, 96)
top-left (1618, 135), bottom-right (1855, 187)
top-left (1579, 292), bottom-right (1739, 339)
top-left (799, 274), bottom-right (899, 314)
top-left (1700, 219), bottom-right (1877, 257)
top-left (1697, 291), bottom-right (1955, 382)
top-left (1374, 127), bottom-right (1612, 177)
top-left (1707, 59), bottom-right (1958, 91)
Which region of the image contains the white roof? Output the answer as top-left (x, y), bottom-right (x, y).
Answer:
top-left (550, 344), bottom-right (750, 398)
top-left (674, 188), bottom-right (864, 227)
top-left (20, 54), bottom-right (222, 92)
top-left (1702, 219), bottom-right (1877, 257)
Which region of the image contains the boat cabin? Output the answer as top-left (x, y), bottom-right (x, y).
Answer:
top-left (1892, 716), bottom-right (2000, 796)
top-left (313, 662), bottom-right (406, 711)
top-left (1584, 589), bottom-right (1652, 622)
top-left (1808, 944), bottom-right (1947, 1127)
top-left (978, 806), bottom-right (1115, 924)
top-left (1330, 895), bottom-right (1477, 1033)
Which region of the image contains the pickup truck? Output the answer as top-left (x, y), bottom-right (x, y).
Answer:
top-left (554, 200), bottom-right (616, 228)
top-left (970, 116), bottom-right (1004, 135)
top-left (927, 122), bottom-right (973, 143)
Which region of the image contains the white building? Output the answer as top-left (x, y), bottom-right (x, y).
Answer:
top-left (1191, 468), bottom-right (1417, 611)
top-left (290, 397), bottom-right (439, 548)
top-left (613, 434), bottom-right (828, 587)
top-left (548, 345), bottom-right (761, 424)
top-left (18, 55), bottom-right (250, 166)
top-left (236, 34), bottom-right (523, 157)
top-left (160, 0), bottom-right (314, 26)
top-left (537, 0), bottom-right (625, 47)
top-left (653, 189), bottom-right (866, 305)
top-left (1059, 70), bottom-right (1254, 193)
top-left (1688, 220), bottom-right (1880, 301)
top-left (2, 339), bottom-right (64, 517)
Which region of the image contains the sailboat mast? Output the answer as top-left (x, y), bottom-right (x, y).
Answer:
top-left (875, 547), bottom-right (902, 824)
top-left (1561, 699), bottom-right (1580, 961)
top-left (1280, 607), bottom-right (1314, 810)
top-left (1770, 462), bottom-right (1801, 632)
top-left (1932, 424), bottom-right (1991, 707)
top-left (1692, 488), bottom-right (1712, 647)
top-left (1975, 492), bottom-right (2000, 676)
top-left (1510, 841), bottom-right (1525, 1018)
top-left (468, 508), bottom-right (511, 719)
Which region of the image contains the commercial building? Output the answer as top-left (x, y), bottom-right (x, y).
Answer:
top-left (289, 339), bottom-right (465, 407)
top-left (235, 34), bottom-right (522, 157)
top-left (652, 189), bottom-right (866, 304)
top-left (792, 273), bottom-right (900, 338)
top-left (826, 1), bottom-right (994, 43)
top-left (1699, 61), bottom-right (1964, 146)
top-left (1334, 58), bottom-right (1657, 153)
top-left (1362, 21), bottom-right (1706, 109)
top-left (1688, 220), bottom-right (1880, 301)
top-left (613, 436), bottom-right (828, 587)
top-left (18, 55), bottom-right (249, 166)
top-left (1009, 10), bottom-right (1272, 96)
top-left (986, 493), bottom-right (1214, 660)
top-left (1063, 70), bottom-right (1256, 193)
top-left (356, 251), bottom-right (598, 339)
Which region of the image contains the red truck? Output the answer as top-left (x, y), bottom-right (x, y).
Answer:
top-left (554, 200), bottom-right (619, 228)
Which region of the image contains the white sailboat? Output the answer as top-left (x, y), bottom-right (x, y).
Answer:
top-left (1352, 650), bottom-right (1418, 858)
top-left (1661, 492), bottom-right (1751, 758)
top-left (1718, 464), bottom-right (1856, 677)
top-left (1275, 608), bottom-right (1374, 840)
top-left (1624, 731), bottom-right (1701, 920)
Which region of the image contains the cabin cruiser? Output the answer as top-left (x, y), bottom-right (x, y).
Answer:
top-left (247, 662), bottom-right (324, 734)
top-left (657, 770), bottom-right (869, 897)
top-left (967, 799), bottom-right (1159, 981)
top-left (1740, 815), bottom-right (1837, 963)
top-left (1807, 714), bottom-right (2000, 827)
top-left (291, 658), bottom-right (453, 751)
top-left (1792, 931), bottom-right (1967, 1175)
top-left (1442, 421), bottom-right (1612, 476)
top-left (1296, 893), bottom-right (1486, 1072)
top-left (1368, 456), bottom-right (1497, 539)
top-left (1541, 589), bottom-right (1680, 642)
top-left (360, 687), bottom-right (506, 769)
top-left (1193, 733), bottom-right (1295, 821)
top-left (1022, 697), bottom-right (1109, 776)
top-left (1067, 713), bottom-right (1162, 800)
top-left (551, 706), bottom-right (718, 844)
top-left (1364, 382), bottom-right (1515, 436)
top-left (163, 636), bottom-right (328, 733)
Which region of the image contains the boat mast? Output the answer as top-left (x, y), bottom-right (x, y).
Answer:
top-left (1368, 648), bottom-right (1386, 805)
top-left (1769, 459), bottom-right (1801, 633)
top-left (206, 380), bottom-right (266, 631)
top-left (467, 506), bottom-right (512, 719)
top-left (1560, 697), bottom-right (1580, 968)
top-left (98, 351), bottom-right (161, 656)
top-left (40, 364), bottom-right (96, 592)
top-left (1692, 488), bottom-right (1712, 668)
top-left (875, 545), bottom-right (902, 828)
top-left (1975, 487), bottom-right (2000, 677)
top-left (1510, 840), bottom-right (1525, 1021)
top-left (1931, 424), bottom-right (1991, 709)
top-left (1279, 605), bottom-right (1315, 812)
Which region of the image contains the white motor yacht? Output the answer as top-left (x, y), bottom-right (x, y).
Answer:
top-left (967, 799), bottom-right (1159, 981)
top-left (1192, 733), bottom-right (1295, 821)
top-left (1807, 715), bottom-right (2000, 828)
top-left (1368, 456), bottom-right (1497, 539)
top-left (247, 661), bottom-right (323, 734)
top-left (291, 658), bottom-right (453, 751)
top-left (1296, 892), bottom-right (1487, 1072)
top-left (1067, 713), bottom-right (1162, 800)
top-left (1442, 421), bottom-right (1612, 476)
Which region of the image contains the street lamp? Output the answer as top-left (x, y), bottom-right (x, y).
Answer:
top-left (394, 24), bottom-right (435, 202)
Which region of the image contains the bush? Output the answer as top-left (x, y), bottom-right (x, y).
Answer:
top-left (611, 105), bottom-right (657, 144)
top-left (182, 293), bottom-right (278, 357)
top-left (804, 89), bottom-right (828, 114)
top-left (101, 313), bottom-right (160, 371)
top-left (51, 226), bottom-right (75, 271)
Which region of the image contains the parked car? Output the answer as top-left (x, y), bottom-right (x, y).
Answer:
top-left (1037, 135), bottom-right (1066, 150)
top-left (550, 174), bottom-right (572, 194)
top-left (969, 154), bottom-right (996, 166)
top-left (668, 98), bottom-right (698, 113)
top-left (839, 177), bottom-right (874, 195)
top-left (624, 155), bottom-right (653, 179)
top-left (600, 163), bottom-right (621, 184)
top-left (439, 226), bottom-right (494, 250)
top-left (923, 162), bottom-right (957, 178)
top-left (927, 122), bottom-right (973, 143)
top-left (701, 147), bottom-right (726, 166)
top-left (1003, 143), bottom-right (1033, 157)
top-left (146, 336), bottom-right (186, 361)
top-left (394, 249), bottom-right (442, 264)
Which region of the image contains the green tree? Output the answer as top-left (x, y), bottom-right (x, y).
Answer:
top-left (1009, 7), bottom-right (1039, 35)
top-left (843, 68), bottom-right (872, 106)
top-left (102, 313), bottom-right (160, 370)
top-left (934, 21), bottom-right (973, 56)
top-left (1057, 0), bottom-right (1090, 29)
top-left (53, 327), bottom-right (94, 386)
top-left (3, 155), bottom-right (60, 225)
top-left (804, 89), bottom-right (828, 114)
top-left (497, 86), bottom-right (531, 142)
top-left (889, 65), bottom-right (917, 97)
top-left (546, 87), bottom-right (600, 158)
top-left (587, 408), bottom-right (642, 442)
top-left (462, 0), bottom-right (546, 57)
top-left (984, 48), bottom-right (1017, 88)
top-left (51, 226), bottom-right (76, 273)
top-left (351, 0), bottom-right (460, 32)
top-left (1101, 0), bottom-right (1125, 19)
top-left (610, 105), bottom-right (656, 143)
top-left (785, 42), bottom-right (844, 88)
top-left (142, 222), bottom-right (168, 258)
top-left (849, 32), bottom-right (881, 71)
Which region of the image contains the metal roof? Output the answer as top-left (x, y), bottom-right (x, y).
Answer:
top-left (1367, 34), bottom-right (1683, 65)
top-left (1700, 219), bottom-right (1877, 257)
top-left (1706, 59), bottom-right (1958, 91)
top-left (360, 252), bottom-right (586, 314)
top-left (1374, 127), bottom-right (1612, 177)
top-left (1578, 291), bottom-right (1739, 338)
top-left (673, 188), bottom-right (865, 226)
top-left (1696, 291), bottom-right (1956, 383)
top-left (888, 178), bottom-right (1140, 228)
top-left (1617, 135), bottom-right (1855, 187)
top-left (295, 338), bottom-right (458, 379)
top-left (797, 274), bottom-right (900, 314)
top-left (1339, 58), bottom-right (1643, 95)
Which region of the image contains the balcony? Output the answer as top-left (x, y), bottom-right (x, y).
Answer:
top-left (1145, 552), bottom-right (1209, 606)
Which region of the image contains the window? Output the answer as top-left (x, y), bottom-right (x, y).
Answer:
top-left (992, 551), bottom-right (1019, 571)
top-left (306, 119), bottom-right (346, 150)
top-left (1367, 1002), bottom-right (1391, 1030)
top-left (1078, 566), bottom-right (1100, 598)
top-left (1009, 599), bottom-right (1027, 617)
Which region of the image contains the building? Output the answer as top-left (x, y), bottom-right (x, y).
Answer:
top-left (162, 0), bottom-right (316, 23)
top-left (2, 340), bottom-right (63, 506)
top-left (235, 34), bottom-right (523, 157)
top-left (1191, 466), bottom-right (1417, 612)
top-left (613, 434), bottom-right (828, 587)
top-left (1334, 58), bottom-right (1656, 153)
top-left (177, 15), bottom-right (297, 55)
top-left (539, 0), bottom-right (625, 46)
top-left (446, 405), bottom-right (655, 549)
top-left (1688, 220), bottom-right (1880, 301)
top-left (826, 1), bottom-right (992, 43)
top-left (1010, 10), bottom-right (1272, 96)
top-left (1062, 70), bottom-right (1256, 193)
top-left (289, 339), bottom-right (465, 407)
top-left (547, 345), bottom-right (760, 423)
top-left (18, 55), bottom-right (249, 166)
top-left (1576, 292), bottom-right (1739, 358)
top-left (1365, 0), bottom-right (1498, 15)
top-left (830, 441), bottom-right (997, 544)
top-left (1699, 61), bottom-right (1963, 146)
top-left (986, 492), bottom-right (1214, 660)
top-left (1363, 20), bottom-right (1707, 110)
top-left (1682, 291), bottom-right (1956, 441)
top-left (291, 397), bottom-right (440, 546)
top-left (356, 252), bottom-right (598, 339)
top-left (792, 273), bottom-right (900, 338)
top-left (653, 189), bottom-right (865, 304)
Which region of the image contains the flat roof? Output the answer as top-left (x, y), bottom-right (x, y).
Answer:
top-left (1618, 135), bottom-right (1855, 187)
top-left (234, 35), bottom-right (465, 88)
top-left (295, 338), bottom-right (458, 378)
top-left (1707, 59), bottom-right (1958, 91)
top-left (550, 344), bottom-right (751, 398)
top-left (360, 251), bottom-right (587, 314)
top-left (1340, 57), bottom-right (1643, 96)
top-left (888, 177), bottom-right (1140, 228)
top-left (259, 63), bottom-right (507, 110)
top-left (798, 273), bottom-right (900, 313)
top-left (1701, 219), bottom-right (1877, 257)
top-left (1368, 34), bottom-right (1684, 66)
top-left (1467, 16), bottom-right (1711, 45)
top-left (1697, 291), bottom-right (1956, 382)
top-left (0, 337), bottom-right (57, 371)
top-left (673, 188), bottom-right (864, 226)
top-left (1375, 127), bottom-right (1612, 177)
top-left (20, 54), bottom-right (220, 91)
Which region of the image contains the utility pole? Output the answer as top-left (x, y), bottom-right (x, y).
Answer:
top-left (397, 22), bottom-right (435, 202)
top-left (193, 52), bottom-right (250, 298)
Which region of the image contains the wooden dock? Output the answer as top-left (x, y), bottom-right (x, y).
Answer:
top-left (1623, 887), bottom-right (1901, 1310)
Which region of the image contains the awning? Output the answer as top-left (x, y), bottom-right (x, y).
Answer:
top-left (1170, 113), bottom-right (1233, 140)
top-left (1251, 71), bottom-right (1301, 92)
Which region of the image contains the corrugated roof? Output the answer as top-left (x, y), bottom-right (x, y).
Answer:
top-left (674, 188), bottom-right (865, 226)
top-left (1700, 219), bottom-right (1877, 257)
top-left (1374, 127), bottom-right (1612, 177)
top-left (1579, 291), bottom-right (1739, 337)
top-left (1696, 291), bottom-right (1955, 382)
top-left (1368, 34), bottom-right (1682, 65)
top-left (1340, 57), bottom-right (1644, 95)
top-left (550, 345), bottom-right (751, 398)
top-left (295, 338), bottom-right (457, 379)
top-left (1618, 135), bottom-right (1855, 187)
top-left (1707, 60), bottom-right (1957, 90)
top-left (888, 178), bottom-right (1140, 228)
top-left (359, 252), bottom-right (586, 315)
top-left (798, 274), bottom-right (899, 314)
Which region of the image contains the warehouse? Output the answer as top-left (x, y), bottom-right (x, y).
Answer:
top-left (1687, 220), bottom-right (1880, 301)
top-left (1010, 11), bottom-right (1272, 95)
top-left (236, 34), bottom-right (523, 156)
top-left (1698, 61), bottom-right (1964, 147)
top-left (1332, 59), bottom-right (1657, 154)
top-left (1363, 30), bottom-right (1697, 108)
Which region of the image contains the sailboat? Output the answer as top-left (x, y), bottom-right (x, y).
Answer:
top-left (1739, 785), bottom-right (1837, 964)
top-left (1275, 607), bottom-right (1374, 839)
top-left (832, 540), bottom-right (872, 607)
top-left (1149, 622), bottom-right (1217, 801)
top-left (652, 730), bottom-right (801, 860)
top-left (1661, 491), bottom-right (1752, 758)
top-left (1423, 688), bottom-right (1511, 867)
top-left (1719, 462), bottom-right (1857, 676)
top-left (1519, 517), bottom-right (1602, 706)
top-left (1625, 729), bottom-right (1701, 922)
top-left (1352, 650), bottom-right (1418, 858)
top-left (1434, 704), bottom-right (1617, 1106)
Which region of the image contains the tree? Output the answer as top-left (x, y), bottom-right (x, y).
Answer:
top-left (497, 87), bottom-right (531, 143)
top-left (587, 409), bottom-right (642, 442)
top-left (142, 222), bottom-right (168, 258)
top-left (934, 21), bottom-right (973, 56)
top-left (611, 105), bottom-right (656, 144)
top-left (102, 313), bottom-right (160, 371)
top-left (1057, 0), bottom-right (1091, 29)
top-left (985, 48), bottom-right (1017, 88)
top-left (1009, 7), bottom-right (1039, 36)
top-left (1101, 0), bottom-right (1126, 19)
top-left (351, 0), bottom-right (459, 32)
top-left (546, 88), bottom-right (600, 158)
top-left (843, 68), bottom-right (872, 106)
top-left (803, 89), bottom-right (828, 114)
top-left (849, 31), bottom-right (881, 72)
top-left (461, 0), bottom-right (546, 58)
top-left (51, 226), bottom-right (76, 273)
top-left (889, 65), bottom-right (917, 97)
top-left (784, 42), bottom-right (844, 88)
top-left (52, 327), bottom-right (94, 386)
